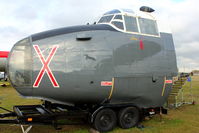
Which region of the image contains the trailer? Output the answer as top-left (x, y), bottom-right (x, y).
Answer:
top-left (0, 101), bottom-right (167, 133)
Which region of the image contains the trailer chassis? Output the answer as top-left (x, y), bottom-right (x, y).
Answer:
top-left (0, 101), bottom-right (168, 133)
top-left (0, 103), bottom-right (88, 133)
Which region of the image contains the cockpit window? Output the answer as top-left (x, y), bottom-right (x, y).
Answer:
top-left (111, 21), bottom-right (124, 30)
top-left (138, 18), bottom-right (159, 35)
top-left (97, 9), bottom-right (159, 36)
top-left (98, 15), bottom-right (114, 23)
top-left (124, 16), bottom-right (138, 32)
top-left (114, 15), bottom-right (123, 20)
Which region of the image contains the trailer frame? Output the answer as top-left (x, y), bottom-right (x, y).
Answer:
top-left (0, 101), bottom-right (167, 133)
top-left (0, 103), bottom-right (89, 133)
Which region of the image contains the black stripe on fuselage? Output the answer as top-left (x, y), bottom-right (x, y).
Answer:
top-left (31, 24), bottom-right (117, 41)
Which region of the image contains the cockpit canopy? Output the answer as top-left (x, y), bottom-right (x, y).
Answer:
top-left (97, 9), bottom-right (159, 36)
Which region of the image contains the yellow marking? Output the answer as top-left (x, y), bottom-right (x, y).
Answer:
top-left (130, 36), bottom-right (138, 40)
top-left (108, 78), bottom-right (115, 99)
top-left (161, 77), bottom-right (166, 96)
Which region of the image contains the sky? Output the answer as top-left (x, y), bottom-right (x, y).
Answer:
top-left (0, 0), bottom-right (198, 72)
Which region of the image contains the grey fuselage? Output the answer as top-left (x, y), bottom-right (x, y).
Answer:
top-left (8, 24), bottom-right (178, 108)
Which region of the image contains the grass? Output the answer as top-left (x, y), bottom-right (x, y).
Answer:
top-left (0, 76), bottom-right (199, 133)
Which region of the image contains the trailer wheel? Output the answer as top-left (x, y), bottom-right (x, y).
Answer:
top-left (118, 107), bottom-right (139, 129)
top-left (93, 108), bottom-right (117, 132)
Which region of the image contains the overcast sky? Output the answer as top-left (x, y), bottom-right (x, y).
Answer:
top-left (0, 0), bottom-right (198, 72)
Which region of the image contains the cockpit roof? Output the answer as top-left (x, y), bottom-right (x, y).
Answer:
top-left (102, 9), bottom-right (155, 20)
top-left (104, 9), bottom-right (134, 15)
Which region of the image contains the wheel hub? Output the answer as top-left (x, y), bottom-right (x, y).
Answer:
top-left (124, 113), bottom-right (134, 124)
top-left (100, 115), bottom-right (111, 127)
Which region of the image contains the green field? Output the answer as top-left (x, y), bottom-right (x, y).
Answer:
top-left (0, 76), bottom-right (199, 133)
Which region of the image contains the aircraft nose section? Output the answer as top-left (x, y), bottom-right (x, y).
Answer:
top-left (8, 38), bottom-right (32, 87)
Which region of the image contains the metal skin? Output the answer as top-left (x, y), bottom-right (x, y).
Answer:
top-left (8, 16), bottom-right (178, 109)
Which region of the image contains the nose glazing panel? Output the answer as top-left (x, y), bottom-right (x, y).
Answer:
top-left (8, 38), bottom-right (32, 87)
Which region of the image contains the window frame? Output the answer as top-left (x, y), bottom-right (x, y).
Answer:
top-left (122, 15), bottom-right (160, 37)
top-left (97, 13), bottom-right (160, 37)
top-left (111, 20), bottom-right (124, 30)
top-left (137, 17), bottom-right (159, 36)
top-left (123, 15), bottom-right (139, 33)
top-left (98, 13), bottom-right (126, 32)
top-left (98, 15), bottom-right (114, 23)
top-left (114, 15), bottom-right (123, 20)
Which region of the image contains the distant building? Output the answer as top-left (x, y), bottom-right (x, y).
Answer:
top-left (192, 70), bottom-right (199, 76)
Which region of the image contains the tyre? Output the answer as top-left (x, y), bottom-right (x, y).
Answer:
top-left (93, 108), bottom-right (117, 132)
top-left (118, 107), bottom-right (139, 129)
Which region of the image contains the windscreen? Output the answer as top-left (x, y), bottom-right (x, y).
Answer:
top-left (111, 21), bottom-right (124, 30)
top-left (98, 15), bottom-right (114, 23)
top-left (139, 18), bottom-right (159, 35)
top-left (124, 16), bottom-right (138, 32)
top-left (8, 38), bottom-right (32, 87)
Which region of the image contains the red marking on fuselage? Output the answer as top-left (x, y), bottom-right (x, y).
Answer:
top-left (33, 45), bottom-right (59, 88)
top-left (165, 80), bottom-right (173, 84)
top-left (139, 40), bottom-right (144, 50)
top-left (0, 51), bottom-right (9, 58)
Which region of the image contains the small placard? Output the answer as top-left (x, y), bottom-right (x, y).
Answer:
top-left (101, 81), bottom-right (112, 86)
top-left (165, 80), bottom-right (173, 84)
